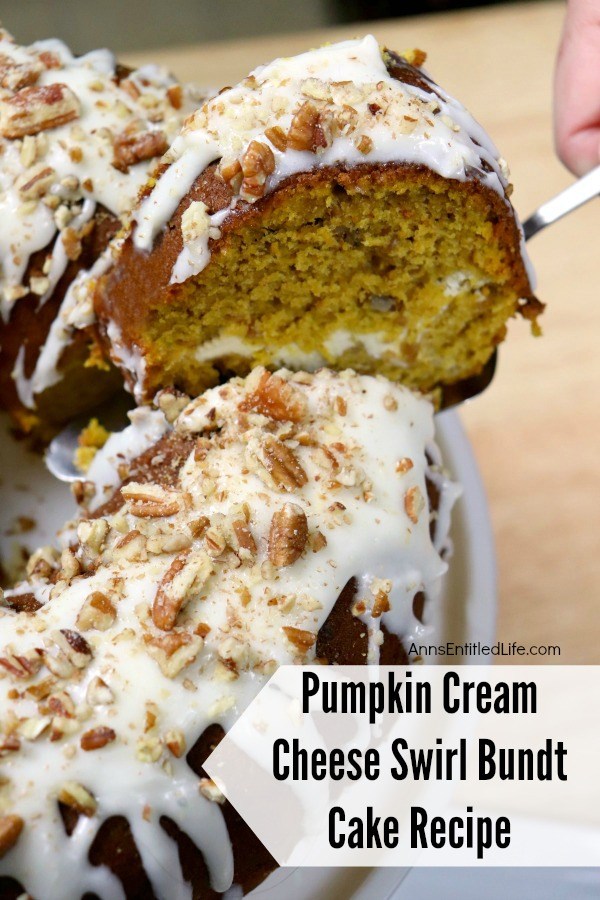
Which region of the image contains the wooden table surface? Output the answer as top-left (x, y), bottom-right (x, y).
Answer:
top-left (126, 1), bottom-right (599, 664)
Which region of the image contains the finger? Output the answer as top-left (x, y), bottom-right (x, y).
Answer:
top-left (554, 0), bottom-right (600, 175)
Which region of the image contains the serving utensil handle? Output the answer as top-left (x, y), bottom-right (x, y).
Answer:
top-left (522, 164), bottom-right (600, 240)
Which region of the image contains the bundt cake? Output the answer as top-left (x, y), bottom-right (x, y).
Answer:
top-left (0, 367), bottom-right (459, 897)
top-left (96, 35), bottom-right (541, 406)
top-left (0, 27), bottom-right (202, 437)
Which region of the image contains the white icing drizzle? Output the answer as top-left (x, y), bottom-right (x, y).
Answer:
top-left (0, 368), bottom-right (458, 898)
top-left (0, 27), bottom-right (203, 404)
top-left (131, 35), bottom-right (516, 284)
top-left (105, 318), bottom-right (147, 401)
top-left (12, 249), bottom-right (113, 408)
top-left (86, 405), bottom-right (170, 510)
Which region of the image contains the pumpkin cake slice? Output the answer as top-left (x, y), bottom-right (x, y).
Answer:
top-left (96, 35), bottom-right (540, 405)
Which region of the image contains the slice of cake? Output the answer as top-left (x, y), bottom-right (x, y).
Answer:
top-left (0, 367), bottom-right (458, 897)
top-left (0, 27), bottom-right (203, 438)
top-left (96, 36), bottom-right (541, 405)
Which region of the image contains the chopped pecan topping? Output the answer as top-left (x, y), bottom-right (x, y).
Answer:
top-left (396, 457), bottom-right (414, 474)
top-left (0, 815), bottom-right (24, 859)
top-left (152, 550), bottom-right (212, 631)
top-left (333, 395), bottom-right (347, 416)
top-left (188, 516), bottom-right (210, 538)
top-left (402, 48), bottom-right (427, 68)
top-left (231, 517), bottom-right (256, 557)
top-left (121, 482), bottom-right (183, 518)
top-left (77, 591), bottom-right (117, 631)
top-left (0, 53), bottom-right (41, 91)
top-left (155, 388), bottom-right (190, 424)
top-left (309, 530), bottom-right (328, 553)
top-left (37, 50), bottom-right (62, 70)
top-left (248, 435), bottom-right (308, 492)
top-left (287, 101), bottom-right (328, 151)
top-left (0, 83), bottom-right (80, 138)
top-left (199, 778), bottom-right (225, 803)
top-left (80, 726), bottom-right (116, 751)
top-left (43, 690), bottom-right (75, 718)
top-left (112, 529), bottom-right (147, 562)
top-left (0, 735), bottom-right (21, 756)
top-left (264, 124), bottom-right (287, 151)
top-left (77, 517), bottom-right (110, 558)
top-left (16, 163), bottom-right (55, 199)
top-left (53, 629), bottom-right (93, 668)
top-left (58, 782), bottom-right (97, 817)
top-left (239, 139), bottom-right (275, 201)
top-left (219, 157), bottom-right (242, 190)
top-left (204, 525), bottom-right (227, 558)
top-left (59, 548), bottom-right (80, 582)
top-left (239, 370), bottom-right (307, 422)
top-left (268, 503), bottom-right (308, 567)
top-left (112, 128), bottom-right (168, 173)
top-left (167, 84), bottom-right (183, 109)
top-left (0, 647), bottom-right (43, 680)
top-left (86, 676), bottom-right (114, 706)
top-left (404, 485), bottom-right (424, 524)
top-left (282, 626), bottom-right (317, 653)
top-left (241, 139), bottom-right (275, 177)
top-left (356, 134), bottom-right (373, 154)
top-left (144, 631), bottom-right (203, 678)
top-left (372, 590), bottom-right (391, 618)
top-left (165, 729), bottom-right (186, 757)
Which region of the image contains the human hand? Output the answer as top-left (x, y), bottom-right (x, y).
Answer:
top-left (554, 0), bottom-right (600, 175)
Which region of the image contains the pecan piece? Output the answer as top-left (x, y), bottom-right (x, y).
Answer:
top-left (53, 629), bottom-right (93, 668)
top-left (356, 134), bottom-right (373, 154)
top-left (16, 163), bottom-right (55, 199)
top-left (86, 676), bottom-right (114, 706)
top-left (144, 631), bottom-right (203, 678)
top-left (77, 591), bottom-right (117, 631)
top-left (282, 626), bottom-right (316, 653)
top-left (239, 369), bottom-right (307, 422)
top-left (268, 503), bottom-right (308, 567)
top-left (0, 647), bottom-right (43, 680)
top-left (239, 139), bottom-right (275, 201)
top-left (80, 726), bottom-right (116, 751)
top-left (112, 129), bottom-right (168, 173)
top-left (0, 54), bottom-right (42, 91)
top-left (165, 729), bottom-right (186, 757)
top-left (372, 590), bottom-right (391, 618)
top-left (0, 83), bottom-right (80, 139)
top-left (404, 485), bottom-right (425, 524)
top-left (121, 482), bottom-right (184, 518)
top-left (287, 101), bottom-right (328, 151)
top-left (167, 84), bottom-right (183, 109)
top-left (264, 125), bottom-right (287, 151)
top-left (0, 815), bottom-right (24, 859)
top-left (0, 735), bottom-right (21, 756)
top-left (199, 778), bottom-right (225, 803)
top-left (248, 435), bottom-right (308, 492)
top-left (152, 550), bottom-right (212, 630)
top-left (219, 157), bottom-right (242, 191)
top-left (57, 782), bottom-right (97, 817)
top-left (231, 517), bottom-right (256, 557)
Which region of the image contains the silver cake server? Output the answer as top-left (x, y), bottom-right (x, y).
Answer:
top-left (45, 165), bottom-right (600, 483)
top-left (522, 163), bottom-right (600, 240)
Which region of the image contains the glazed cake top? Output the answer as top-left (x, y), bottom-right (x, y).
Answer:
top-left (132, 35), bottom-right (519, 284)
top-left (0, 367), bottom-right (458, 898)
top-left (0, 27), bottom-right (201, 321)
